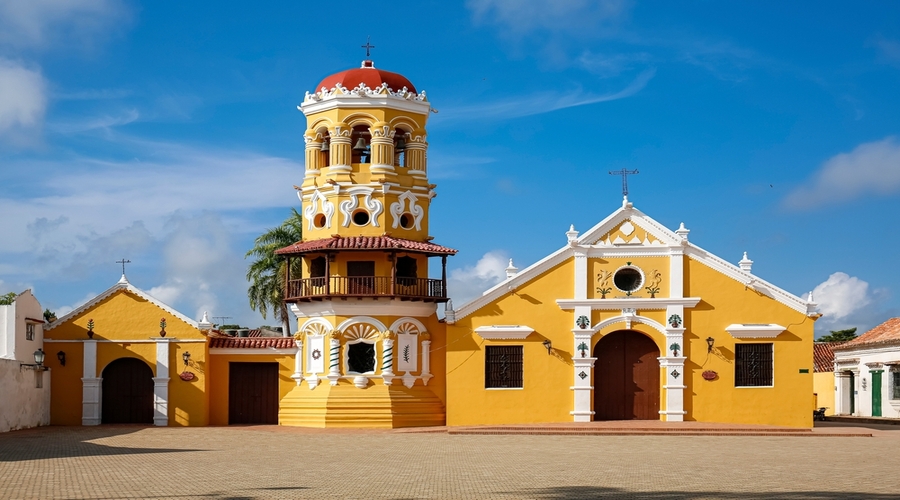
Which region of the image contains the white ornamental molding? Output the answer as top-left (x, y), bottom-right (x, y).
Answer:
top-left (724, 324), bottom-right (786, 339)
top-left (392, 319), bottom-right (424, 373)
top-left (303, 189), bottom-right (335, 230)
top-left (339, 188), bottom-right (383, 228)
top-left (389, 191), bottom-right (424, 230)
top-left (304, 82), bottom-right (428, 103)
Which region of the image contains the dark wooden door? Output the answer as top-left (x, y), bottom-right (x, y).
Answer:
top-left (594, 330), bottom-right (660, 420)
top-left (228, 362), bottom-right (279, 424)
top-left (347, 261), bottom-right (375, 294)
top-left (102, 357), bottom-right (154, 424)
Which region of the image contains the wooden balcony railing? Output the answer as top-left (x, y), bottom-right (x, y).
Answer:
top-left (285, 276), bottom-right (448, 302)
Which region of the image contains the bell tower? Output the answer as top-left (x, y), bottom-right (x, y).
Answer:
top-left (276, 55), bottom-right (454, 428)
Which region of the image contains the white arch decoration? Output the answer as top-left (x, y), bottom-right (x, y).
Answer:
top-left (299, 317), bottom-right (333, 337)
top-left (592, 314), bottom-right (667, 337)
top-left (389, 191), bottom-right (424, 230)
top-left (303, 189), bottom-right (335, 230)
top-left (388, 317), bottom-right (427, 335)
top-left (336, 316), bottom-right (388, 334)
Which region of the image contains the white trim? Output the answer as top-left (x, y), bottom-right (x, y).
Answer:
top-left (153, 339), bottom-right (171, 426)
top-left (388, 317), bottom-right (427, 334)
top-left (335, 316), bottom-right (388, 333)
top-left (474, 325), bottom-right (534, 340)
top-left (301, 96), bottom-right (431, 116)
top-left (81, 340), bottom-right (100, 426)
top-left (291, 300), bottom-right (436, 320)
top-left (725, 323), bottom-right (786, 339)
top-left (557, 298), bottom-right (701, 311)
top-left (209, 348), bottom-right (296, 355)
top-left (46, 277), bottom-right (199, 330)
top-left (45, 338), bottom-right (207, 343)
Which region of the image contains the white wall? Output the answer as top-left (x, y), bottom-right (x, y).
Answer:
top-left (0, 358), bottom-right (50, 432)
top-left (0, 290), bottom-right (44, 363)
top-left (835, 345), bottom-right (900, 419)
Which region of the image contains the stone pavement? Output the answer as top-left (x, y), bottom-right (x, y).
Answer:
top-left (1, 424), bottom-right (899, 499)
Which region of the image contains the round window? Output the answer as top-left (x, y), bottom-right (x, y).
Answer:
top-left (399, 213), bottom-right (413, 229)
top-left (613, 267), bottom-right (644, 293)
top-left (352, 210), bottom-right (370, 226)
top-left (314, 214), bottom-right (326, 228)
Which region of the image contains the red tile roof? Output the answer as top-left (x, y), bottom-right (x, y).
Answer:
top-left (209, 337), bottom-right (295, 349)
top-left (275, 236), bottom-right (457, 256)
top-left (835, 317), bottom-right (900, 350)
top-left (813, 342), bottom-right (845, 372)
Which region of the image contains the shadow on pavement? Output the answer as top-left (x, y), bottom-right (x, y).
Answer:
top-left (0, 425), bottom-right (204, 462)
top-left (507, 486), bottom-right (900, 499)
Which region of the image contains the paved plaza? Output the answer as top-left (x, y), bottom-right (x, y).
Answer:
top-left (1, 424), bottom-right (899, 499)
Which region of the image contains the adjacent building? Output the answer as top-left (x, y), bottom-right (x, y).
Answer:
top-left (833, 318), bottom-right (900, 418)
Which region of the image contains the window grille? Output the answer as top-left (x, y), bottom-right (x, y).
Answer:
top-left (485, 345), bottom-right (523, 388)
top-left (892, 371), bottom-right (900, 400)
top-left (26, 323), bottom-right (34, 341)
top-left (735, 343), bottom-right (773, 387)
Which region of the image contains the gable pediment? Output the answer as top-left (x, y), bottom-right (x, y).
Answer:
top-left (578, 204), bottom-right (682, 248)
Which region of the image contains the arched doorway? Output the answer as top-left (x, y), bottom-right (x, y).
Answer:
top-left (101, 358), bottom-right (154, 424)
top-left (594, 330), bottom-right (660, 420)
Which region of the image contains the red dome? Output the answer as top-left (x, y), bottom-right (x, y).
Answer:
top-left (316, 60), bottom-right (417, 94)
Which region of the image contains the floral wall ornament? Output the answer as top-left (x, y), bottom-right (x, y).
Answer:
top-left (86, 318), bottom-right (95, 339)
top-left (667, 314), bottom-right (682, 328)
top-left (159, 318), bottom-right (167, 337)
top-left (596, 270), bottom-right (613, 298)
top-left (311, 349), bottom-right (322, 360)
top-left (644, 269), bottom-right (662, 298)
top-left (576, 316), bottom-right (590, 329)
top-left (669, 342), bottom-right (681, 357)
top-left (577, 342), bottom-right (589, 358)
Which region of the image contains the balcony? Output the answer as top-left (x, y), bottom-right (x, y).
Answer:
top-left (285, 276), bottom-right (448, 302)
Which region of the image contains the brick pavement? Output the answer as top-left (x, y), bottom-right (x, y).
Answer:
top-left (0, 425), bottom-right (898, 499)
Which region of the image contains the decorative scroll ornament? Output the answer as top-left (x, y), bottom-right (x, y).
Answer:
top-left (339, 191), bottom-right (383, 227)
top-left (380, 329), bottom-right (396, 340)
top-left (389, 191), bottom-right (424, 230)
top-left (304, 82), bottom-right (428, 103)
top-left (419, 331), bottom-right (431, 340)
top-left (644, 269), bottom-right (662, 298)
top-left (596, 270), bottom-right (613, 298)
top-left (395, 322), bottom-right (420, 336)
top-left (303, 189), bottom-right (335, 230)
top-left (328, 329), bottom-right (342, 339)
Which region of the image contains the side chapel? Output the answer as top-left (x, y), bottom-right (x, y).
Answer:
top-left (39, 56), bottom-right (820, 429)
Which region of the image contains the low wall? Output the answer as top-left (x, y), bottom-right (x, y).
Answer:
top-left (0, 358), bottom-right (50, 432)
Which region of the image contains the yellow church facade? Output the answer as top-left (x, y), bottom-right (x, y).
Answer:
top-left (39, 58), bottom-right (819, 429)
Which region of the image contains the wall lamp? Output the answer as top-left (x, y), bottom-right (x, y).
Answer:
top-left (20, 348), bottom-right (47, 371)
top-left (182, 351), bottom-right (191, 367)
top-left (542, 339), bottom-right (552, 354)
top-left (57, 350), bottom-right (66, 366)
top-left (706, 337), bottom-right (715, 353)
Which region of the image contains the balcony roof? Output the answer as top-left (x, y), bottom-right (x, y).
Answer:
top-left (275, 235), bottom-right (457, 256)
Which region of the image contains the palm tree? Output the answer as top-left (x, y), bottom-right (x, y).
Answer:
top-left (246, 208), bottom-right (303, 337)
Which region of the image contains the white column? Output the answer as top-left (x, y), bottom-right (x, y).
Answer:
top-left (152, 339), bottom-right (171, 426)
top-left (573, 249), bottom-right (587, 300)
top-left (327, 337), bottom-right (341, 386)
top-left (81, 340), bottom-right (101, 426)
top-left (381, 338), bottom-right (395, 385)
top-left (571, 329), bottom-right (596, 422)
top-left (669, 247), bottom-right (684, 299)
top-left (292, 339), bottom-right (304, 386)
top-left (420, 338), bottom-right (432, 386)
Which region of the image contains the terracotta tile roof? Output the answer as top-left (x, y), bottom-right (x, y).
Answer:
top-left (813, 342), bottom-right (845, 372)
top-left (209, 337), bottom-right (295, 349)
top-left (275, 236), bottom-right (457, 256)
top-left (835, 318), bottom-right (900, 350)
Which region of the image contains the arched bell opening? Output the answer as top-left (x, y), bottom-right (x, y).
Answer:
top-left (316, 126), bottom-right (331, 168)
top-left (393, 127), bottom-right (410, 168)
top-left (350, 125), bottom-right (371, 164)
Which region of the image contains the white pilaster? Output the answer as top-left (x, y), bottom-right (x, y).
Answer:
top-left (571, 329), bottom-right (596, 422)
top-left (381, 338), bottom-right (395, 385)
top-left (573, 249), bottom-right (588, 300)
top-left (327, 338), bottom-right (341, 385)
top-left (292, 339), bottom-right (304, 386)
top-left (668, 247), bottom-right (684, 299)
top-left (420, 340), bottom-right (432, 386)
top-left (153, 339), bottom-right (171, 426)
top-left (81, 340), bottom-right (101, 425)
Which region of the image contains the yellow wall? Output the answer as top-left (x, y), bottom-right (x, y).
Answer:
top-left (46, 289), bottom-right (210, 426)
top-left (813, 371), bottom-right (836, 415)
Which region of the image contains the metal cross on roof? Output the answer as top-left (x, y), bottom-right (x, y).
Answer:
top-left (609, 168), bottom-right (639, 197)
top-left (116, 258), bottom-right (131, 276)
top-left (361, 36), bottom-right (375, 58)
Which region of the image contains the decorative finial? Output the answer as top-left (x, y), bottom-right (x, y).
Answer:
top-left (675, 223), bottom-right (690, 242)
top-left (807, 291), bottom-right (814, 302)
top-left (505, 259), bottom-right (519, 279)
top-left (566, 225), bottom-right (579, 243)
top-left (739, 252), bottom-right (753, 272)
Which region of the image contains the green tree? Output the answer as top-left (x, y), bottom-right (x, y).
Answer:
top-left (817, 327), bottom-right (857, 342)
top-left (43, 308), bottom-right (57, 323)
top-left (0, 292), bottom-right (16, 305)
top-left (246, 208), bottom-right (303, 337)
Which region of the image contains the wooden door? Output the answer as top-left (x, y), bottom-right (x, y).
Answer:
top-left (228, 362), bottom-right (279, 424)
top-left (594, 330), bottom-right (660, 420)
top-left (102, 357), bottom-right (154, 424)
top-left (347, 261), bottom-right (375, 294)
top-left (872, 370), bottom-right (883, 417)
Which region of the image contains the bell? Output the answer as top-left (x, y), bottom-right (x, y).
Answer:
top-left (353, 138), bottom-right (368, 151)
top-left (395, 138), bottom-right (406, 151)
top-left (320, 140), bottom-right (329, 152)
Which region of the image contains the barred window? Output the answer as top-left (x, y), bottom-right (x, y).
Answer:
top-left (892, 370), bottom-right (900, 400)
top-left (25, 323), bottom-right (35, 341)
top-left (735, 343), bottom-right (773, 387)
top-left (485, 346), bottom-right (523, 388)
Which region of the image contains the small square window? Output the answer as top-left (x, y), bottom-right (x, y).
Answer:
top-left (25, 323), bottom-right (35, 341)
top-left (735, 343), bottom-right (773, 387)
top-left (485, 346), bottom-right (523, 388)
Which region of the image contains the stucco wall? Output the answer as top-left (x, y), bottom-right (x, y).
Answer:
top-left (834, 345), bottom-right (900, 418)
top-left (0, 358), bottom-right (50, 432)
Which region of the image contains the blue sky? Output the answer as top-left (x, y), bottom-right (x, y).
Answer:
top-left (1, 1), bottom-right (899, 336)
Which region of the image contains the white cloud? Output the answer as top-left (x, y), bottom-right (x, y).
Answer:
top-left (577, 51), bottom-right (650, 78)
top-left (813, 272), bottom-right (871, 322)
top-left (447, 250), bottom-right (510, 307)
top-left (438, 68), bottom-right (655, 122)
top-left (0, 0), bottom-right (129, 50)
top-left (467, 0), bottom-right (629, 36)
top-left (871, 35), bottom-right (900, 66)
top-left (0, 58), bottom-right (47, 142)
top-left (784, 137), bottom-right (900, 210)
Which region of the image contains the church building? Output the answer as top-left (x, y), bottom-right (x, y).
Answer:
top-left (38, 55), bottom-right (820, 429)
